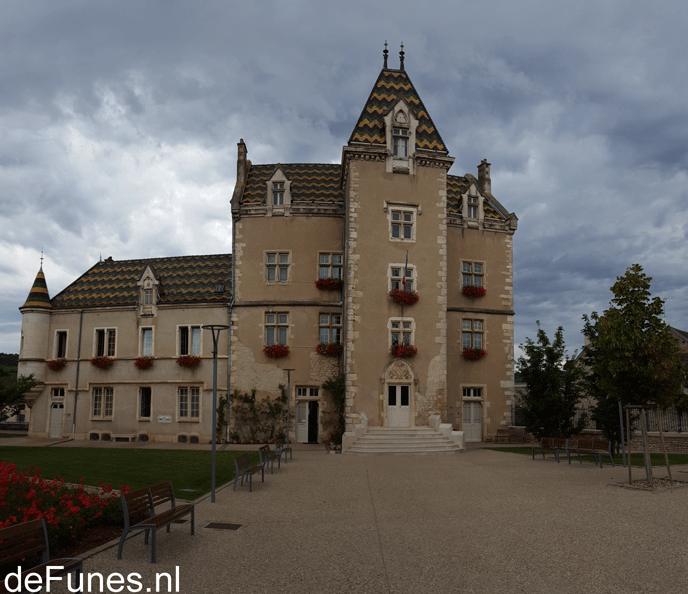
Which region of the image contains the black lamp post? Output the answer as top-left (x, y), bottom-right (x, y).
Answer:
top-left (202, 324), bottom-right (229, 503)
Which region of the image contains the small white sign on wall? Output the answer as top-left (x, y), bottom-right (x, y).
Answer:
top-left (157, 415), bottom-right (172, 423)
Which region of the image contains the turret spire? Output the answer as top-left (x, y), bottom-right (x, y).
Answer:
top-left (399, 42), bottom-right (405, 71)
top-left (383, 41), bottom-right (388, 68)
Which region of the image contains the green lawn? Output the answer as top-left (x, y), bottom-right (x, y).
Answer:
top-left (486, 446), bottom-right (688, 466)
top-left (0, 446), bottom-right (262, 498)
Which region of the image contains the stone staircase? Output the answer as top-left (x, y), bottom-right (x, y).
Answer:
top-left (346, 426), bottom-right (462, 454)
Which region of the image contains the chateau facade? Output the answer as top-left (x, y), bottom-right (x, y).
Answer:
top-left (19, 51), bottom-right (517, 447)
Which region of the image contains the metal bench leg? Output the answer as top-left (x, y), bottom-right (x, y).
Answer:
top-left (117, 531), bottom-right (128, 560)
top-left (150, 529), bottom-right (157, 563)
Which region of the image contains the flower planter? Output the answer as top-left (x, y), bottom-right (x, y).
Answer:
top-left (263, 344), bottom-right (290, 359)
top-left (315, 278), bottom-right (343, 291)
top-left (47, 358), bottom-right (67, 372)
top-left (462, 348), bottom-right (487, 361)
top-left (388, 289), bottom-right (419, 306)
top-left (316, 343), bottom-right (342, 357)
top-left (462, 286), bottom-right (486, 298)
top-left (134, 356), bottom-right (154, 370)
top-left (390, 344), bottom-right (417, 358)
top-left (90, 356), bottom-right (115, 370)
top-left (176, 355), bottom-right (201, 369)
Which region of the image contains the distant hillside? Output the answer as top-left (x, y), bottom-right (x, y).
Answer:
top-left (0, 353), bottom-right (19, 368)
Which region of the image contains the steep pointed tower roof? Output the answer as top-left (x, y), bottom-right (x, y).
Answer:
top-left (21, 266), bottom-right (52, 310)
top-left (348, 45), bottom-right (448, 154)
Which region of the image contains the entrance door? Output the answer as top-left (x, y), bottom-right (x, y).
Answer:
top-left (307, 401), bottom-right (319, 443)
top-left (387, 385), bottom-right (411, 428)
top-left (49, 403), bottom-right (64, 438)
top-left (462, 402), bottom-right (482, 442)
top-left (296, 401), bottom-right (308, 443)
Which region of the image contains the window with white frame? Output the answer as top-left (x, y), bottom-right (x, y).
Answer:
top-left (390, 208), bottom-right (415, 241)
top-left (296, 386), bottom-right (319, 398)
top-left (51, 387), bottom-right (65, 399)
top-left (95, 329), bottom-right (116, 357)
top-left (55, 331), bottom-right (67, 359)
top-left (92, 387), bottom-right (114, 419)
top-left (143, 288), bottom-right (154, 306)
top-left (467, 195), bottom-right (479, 219)
top-left (462, 319), bottom-right (484, 349)
top-left (139, 387), bottom-right (151, 419)
top-left (390, 265), bottom-right (415, 292)
top-left (179, 326), bottom-right (201, 356)
top-left (389, 318), bottom-right (414, 347)
top-left (178, 387), bottom-right (200, 419)
top-left (272, 182), bottom-right (285, 205)
top-left (265, 312), bottom-right (289, 345)
top-left (393, 127), bottom-right (409, 157)
top-left (462, 262), bottom-right (484, 287)
top-left (140, 328), bottom-right (153, 356)
top-left (319, 313), bottom-right (341, 344)
top-left (266, 252), bottom-right (290, 283)
top-left (463, 387), bottom-right (483, 399)
top-left (319, 253), bottom-right (342, 279)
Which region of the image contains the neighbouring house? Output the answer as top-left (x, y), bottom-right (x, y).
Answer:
top-left (19, 47), bottom-right (518, 447)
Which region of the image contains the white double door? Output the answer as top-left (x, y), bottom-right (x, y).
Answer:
top-left (463, 401), bottom-right (482, 442)
top-left (387, 384), bottom-right (411, 428)
top-left (49, 402), bottom-right (64, 438)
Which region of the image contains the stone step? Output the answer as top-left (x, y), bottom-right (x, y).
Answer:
top-left (347, 426), bottom-right (460, 454)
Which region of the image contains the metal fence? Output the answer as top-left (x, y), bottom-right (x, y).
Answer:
top-left (629, 407), bottom-right (688, 433)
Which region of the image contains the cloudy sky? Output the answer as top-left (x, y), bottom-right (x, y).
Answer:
top-left (1, 0), bottom-right (687, 360)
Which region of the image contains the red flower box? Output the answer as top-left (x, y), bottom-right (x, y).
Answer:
top-left (134, 356), bottom-right (154, 370)
top-left (176, 355), bottom-right (201, 368)
top-left (47, 358), bottom-right (67, 372)
top-left (462, 348), bottom-right (487, 361)
top-left (316, 343), bottom-right (342, 357)
top-left (90, 356), bottom-right (115, 370)
top-left (315, 278), bottom-right (343, 291)
top-left (263, 344), bottom-right (290, 359)
top-left (390, 344), bottom-right (417, 358)
top-left (388, 289), bottom-right (419, 306)
top-left (462, 286), bottom-right (486, 298)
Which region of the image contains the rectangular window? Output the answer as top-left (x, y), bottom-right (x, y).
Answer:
top-left (467, 196), bottom-right (479, 219)
top-left (393, 128), bottom-right (409, 157)
top-left (178, 387), bottom-right (200, 419)
top-left (179, 326), bottom-right (201, 355)
top-left (272, 182), bottom-right (284, 205)
top-left (266, 252), bottom-right (290, 283)
top-left (296, 387), bottom-right (319, 398)
top-left (462, 319), bottom-right (484, 349)
top-left (390, 266), bottom-right (414, 292)
top-left (463, 387), bottom-right (483, 399)
top-left (95, 329), bottom-right (116, 357)
top-left (265, 312), bottom-right (289, 345)
top-left (51, 388), bottom-right (65, 399)
top-left (143, 289), bottom-right (154, 305)
top-left (390, 209), bottom-right (415, 241)
top-left (141, 328), bottom-right (153, 356)
top-left (92, 387), bottom-right (114, 419)
top-left (390, 318), bottom-right (414, 346)
top-left (319, 253), bottom-right (343, 279)
top-left (319, 313), bottom-right (342, 344)
top-left (56, 331), bottom-right (67, 358)
top-left (462, 262), bottom-right (484, 287)
top-left (139, 387), bottom-right (152, 418)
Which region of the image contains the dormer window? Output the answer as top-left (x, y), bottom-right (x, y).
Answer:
top-left (467, 196), bottom-right (479, 219)
top-left (272, 182), bottom-right (285, 205)
top-left (266, 170), bottom-right (291, 214)
top-left (143, 289), bottom-right (154, 306)
top-left (384, 101), bottom-right (418, 174)
top-left (393, 128), bottom-right (409, 157)
top-left (137, 265), bottom-right (160, 317)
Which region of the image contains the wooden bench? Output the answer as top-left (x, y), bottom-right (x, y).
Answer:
top-left (117, 481), bottom-right (194, 563)
top-left (0, 518), bottom-right (83, 593)
top-left (565, 437), bottom-right (614, 468)
top-left (111, 433), bottom-right (136, 442)
top-left (494, 427), bottom-right (525, 444)
top-left (233, 453), bottom-right (265, 491)
top-left (275, 438), bottom-right (293, 462)
top-left (532, 437), bottom-right (566, 462)
top-left (258, 444), bottom-right (281, 474)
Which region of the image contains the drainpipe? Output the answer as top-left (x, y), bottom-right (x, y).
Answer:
top-left (71, 310), bottom-right (83, 439)
top-left (226, 210), bottom-right (237, 442)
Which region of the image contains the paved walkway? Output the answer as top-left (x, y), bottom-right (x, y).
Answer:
top-left (6, 441), bottom-right (688, 593)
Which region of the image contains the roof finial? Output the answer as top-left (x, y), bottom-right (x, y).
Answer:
top-left (39, 248), bottom-right (44, 271)
top-left (399, 42), bottom-right (405, 72)
top-left (383, 40), bottom-right (388, 68)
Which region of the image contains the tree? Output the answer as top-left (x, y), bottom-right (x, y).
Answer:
top-left (516, 322), bottom-right (586, 439)
top-left (582, 264), bottom-right (684, 409)
top-left (0, 366), bottom-right (38, 422)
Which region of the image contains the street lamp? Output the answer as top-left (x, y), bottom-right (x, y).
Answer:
top-left (202, 324), bottom-right (229, 503)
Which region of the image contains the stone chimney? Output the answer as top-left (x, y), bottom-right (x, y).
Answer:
top-left (237, 139), bottom-right (247, 186)
top-left (478, 159), bottom-right (491, 194)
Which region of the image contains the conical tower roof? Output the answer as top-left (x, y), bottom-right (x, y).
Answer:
top-left (20, 267), bottom-right (52, 310)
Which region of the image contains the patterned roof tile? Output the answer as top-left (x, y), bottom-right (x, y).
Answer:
top-left (242, 163), bottom-right (343, 205)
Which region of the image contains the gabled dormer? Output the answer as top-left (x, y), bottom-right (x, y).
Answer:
top-left (383, 99), bottom-right (418, 174)
top-left (137, 265), bottom-right (161, 317)
top-left (266, 167), bottom-right (292, 216)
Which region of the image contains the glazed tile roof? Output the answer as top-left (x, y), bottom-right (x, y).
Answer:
top-left (241, 163), bottom-right (343, 205)
top-left (348, 69), bottom-right (447, 153)
top-left (51, 254), bottom-right (232, 309)
top-left (21, 269), bottom-right (52, 310)
top-left (446, 175), bottom-right (504, 220)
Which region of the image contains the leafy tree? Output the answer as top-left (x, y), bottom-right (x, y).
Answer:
top-left (582, 264), bottom-right (684, 410)
top-left (516, 322), bottom-right (586, 439)
top-left (0, 366), bottom-right (38, 422)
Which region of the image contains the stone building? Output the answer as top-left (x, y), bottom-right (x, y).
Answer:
top-left (19, 49), bottom-right (517, 448)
